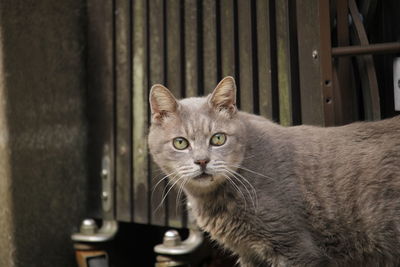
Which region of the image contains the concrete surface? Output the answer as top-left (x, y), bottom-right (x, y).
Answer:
top-left (0, 0), bottom-right (88, 266)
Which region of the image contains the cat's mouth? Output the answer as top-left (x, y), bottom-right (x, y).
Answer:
top-left (193, 172), bottom-right (213, 181)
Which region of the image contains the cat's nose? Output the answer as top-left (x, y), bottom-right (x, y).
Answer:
top-left (194, 159), bottom-right (210, 169)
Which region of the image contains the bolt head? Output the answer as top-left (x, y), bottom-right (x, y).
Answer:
top-left (101, 191), bottom-right (109, 201)
top-left (312, 50), bottom-right (318, 59)
top-left (163, 230), bottom-right (181, 247)
top-left (80, 219), bottom-right (98, 234)
top-left (119, 145), bottom-right (128, 155)
top-left (101, 168), bottom-right (108, 178)
top-left (397, 79), bottom-right (400, 89)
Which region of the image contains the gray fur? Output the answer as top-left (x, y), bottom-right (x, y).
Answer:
top-left (148, 77), bottom-right (400, 267)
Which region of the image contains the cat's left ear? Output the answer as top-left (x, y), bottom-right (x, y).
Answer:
top-left (149, 84), bottom-right (179, 124)
top-left (209, 76), bottom-right (237, 116)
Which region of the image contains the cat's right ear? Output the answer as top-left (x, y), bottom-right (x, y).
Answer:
top-left (149, 84), bottom-right (179, 124)
top-left (209, 76), bottom-right (237, 116)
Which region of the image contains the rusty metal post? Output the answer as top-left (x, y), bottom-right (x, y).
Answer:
top-left (318, 0), bottom-right (335, 126)
top-left (332, 42), bottom-right (400, 56)
top-left (335, 0), bottom-right (354, 124)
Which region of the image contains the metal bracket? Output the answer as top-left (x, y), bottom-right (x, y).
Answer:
top-left (154, 201), bottom-right (203, 255)
top-left (72, 144), bottom-right (118, 243)
top-left (71, 219), bottom-right (118, 243)
top-left (154, 228), bottom-right (204, 255)
top-left (101, 153), bottom-right (112, 213)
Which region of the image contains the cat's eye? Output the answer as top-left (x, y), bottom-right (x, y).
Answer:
top-left (210, 133), bottom-right (226, 146)
top-left (173, 137), bottom-right (189, 150)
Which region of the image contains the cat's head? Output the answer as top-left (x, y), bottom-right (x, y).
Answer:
top-left (148, 77), bottom-right (246, 195)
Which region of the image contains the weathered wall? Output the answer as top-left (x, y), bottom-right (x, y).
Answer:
top-left (0, 0), bottom-right (88, 266)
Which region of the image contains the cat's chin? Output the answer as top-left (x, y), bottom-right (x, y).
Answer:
top-left (184, 174), bottom-right (224, 195)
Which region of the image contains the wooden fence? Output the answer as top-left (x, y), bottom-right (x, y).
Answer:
top-left (86, 0), bottom-right (400, 227)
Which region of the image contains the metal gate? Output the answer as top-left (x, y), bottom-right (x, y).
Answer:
top-left (85, 0), bottom-right (400, 227)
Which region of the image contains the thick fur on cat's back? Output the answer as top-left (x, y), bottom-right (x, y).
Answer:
top-left (148, 76), bottom-right (400, 267)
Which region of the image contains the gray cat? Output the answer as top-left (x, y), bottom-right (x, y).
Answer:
top-left (148, 76), bottom-right (400, 267)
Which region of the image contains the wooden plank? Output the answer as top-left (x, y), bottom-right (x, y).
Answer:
top-left (220, 0), bottom-right (236, 79)
top-left (275, 0), bottom-right (293, 126)
top-left (115, 0), bottom-right (132, 222)
top-left (202, 0), bottom-right (218, 94)
top-left (148, 0), bottom-right (166, 226)
top-left (256, 0), bottom-right (275, 120)
top-left (166, 0), bottom-right (183, 228)
top-left (86, 0), bottom-right (115, 220)
top-left (184, 0), bottom-right (199, 97)
top-left (296, 0), bottom-right (325, 126)
top-left (237, 0), bottom-right (254, 113)
top-left (132, 0), bottom-right (149, 224)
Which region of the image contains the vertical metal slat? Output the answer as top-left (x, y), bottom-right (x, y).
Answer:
top-left (184, 0), bottom-right (199, 97)
top-left (148, 0), bottom-right (167, 226)
top-left (275, 0), bottom-right (298, 126)
top-left (115, 0), bottom-right (132, 222)
top-left (132, 0), bottom-right (149, 224)
top-left (220, 0), bottom-right (236, 80)
top-left (256, 0), bottom-right (276, 120)
top-left (86, 0), bottom-right (116, 220)
top-left (237, 0), bottom-right (255, 113)
top-left (202, 0), bottom-right (218, 94)
top-left (166, 0), bottom-right (184, 228)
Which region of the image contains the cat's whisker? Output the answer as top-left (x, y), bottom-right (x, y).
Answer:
top-left (221, 173), bottom-right (248, 212)
top-left (151, 165), bottom-right (190, 178)
top-left (151, 170), bottom-right (179, 199)
top-left (223, 169), bottom-right (257, 211)
top-left (151, 165), bottom-right (192, 191)
top-left (175, 184), bottom-right (183, 215)
top-left (213, 160), bottom-right (226, 165)
top-left (223, 170), bottom-right (254, 207)
top-left (229, 164), bottom-right (275, 180)
top-left (154, 173), bottom-right (187, 214)
top-left (151, 170), bottom-right (191, 201)
top-left (177, 165), bottom-right (195, 172)
top-left (214, 161), bottom-right (257, 210)
top-left (178, 175), bottom-right (193, 212)
top-left (159, 170), bottom-right (194, 200)
top-left (175, 175), bottom-right (188, 211)
top-left (227, 168), bottom-right (258, 210)
top-left (222, 172), bottom-right (247, 213)
top-left (224, 168), bottom-right (258, 211)
top-left (158, 173), bottom-right (181, 207)
top-left (152, 167), bottom-right (197, 216)
top-left (161, 176), bottom-right (177, 199)
top-left (175, 176), bottom-right (190, 215)
top-left (151, 169), bottom-right (174, 182)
